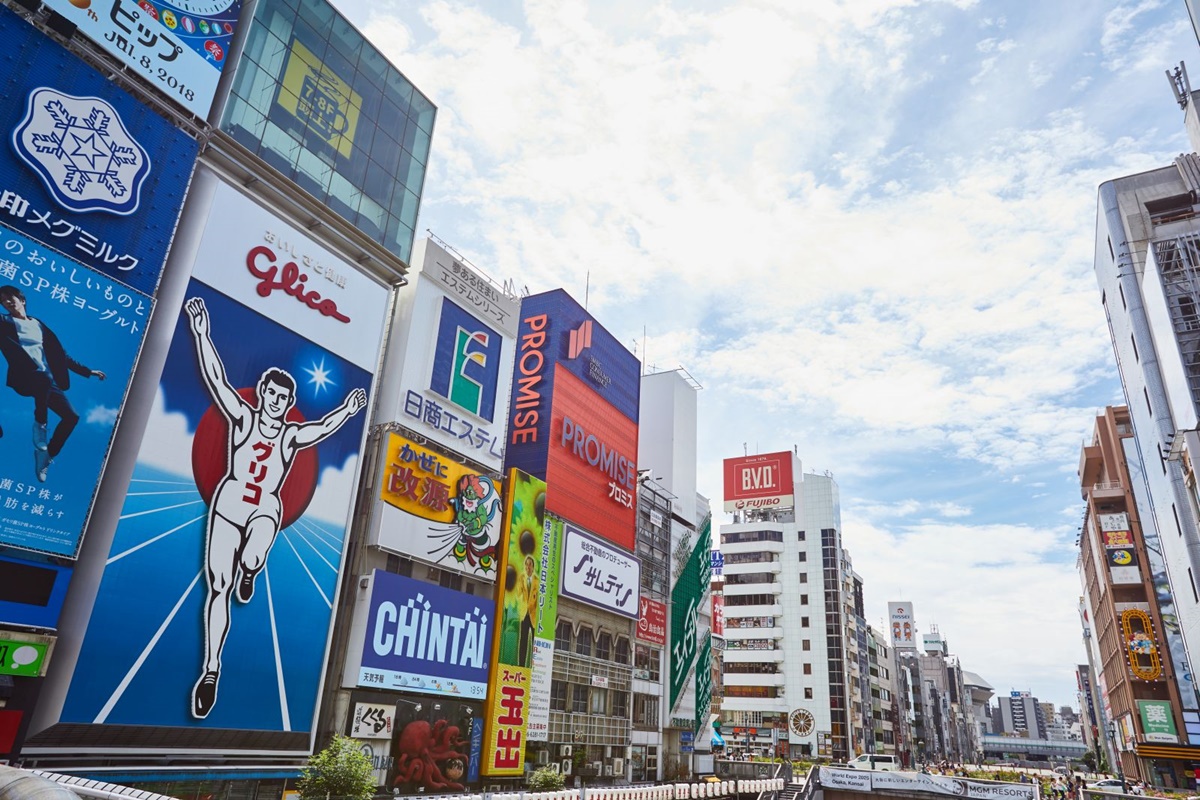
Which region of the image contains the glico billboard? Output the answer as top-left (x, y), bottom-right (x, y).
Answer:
top-left (56, 174), bottom-right (389, 745)
top-left (505, 290), bottom-right (640, 550)
top-left (722, 451), bottom-right (795, 512)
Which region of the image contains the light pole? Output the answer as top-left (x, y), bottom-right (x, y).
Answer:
top-left (1107, 721), bottom-right (1125, 787)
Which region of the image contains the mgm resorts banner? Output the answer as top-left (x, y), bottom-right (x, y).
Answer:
top-left (817, 768), bottom-right (1037, 799)
top-left (481, 469), bottom-right (547, 776)
top-left (60, 176), bottom-right (389, 736)
top-left (375, 431), bottom-right (503, 579)
top-left (0, 5), bottom-right (196, 560)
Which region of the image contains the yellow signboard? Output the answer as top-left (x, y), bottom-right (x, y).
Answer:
top-left (378, 432), bottom-right (502, 574)
top-left (276, 38), bottom-right (361, 159)
top-left (481, 468), bottom-right (547, 776)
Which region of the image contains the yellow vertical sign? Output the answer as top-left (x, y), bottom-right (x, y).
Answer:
top-left (481, 468), bottom-right (546, 776)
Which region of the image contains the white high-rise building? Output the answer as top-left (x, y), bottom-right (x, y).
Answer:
top-left (1094, 161), bottom-right (1200, 745)
top-left (718, 454), bottom-right (854, 762)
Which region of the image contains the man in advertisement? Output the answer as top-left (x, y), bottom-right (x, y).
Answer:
top-left (185, 297), bottom-right (365, 717)
top-left (0, 285), bottom-right (107, 482)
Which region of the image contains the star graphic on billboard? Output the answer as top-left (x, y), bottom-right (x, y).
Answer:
top-left (304, 357), bottom-right (335, 394)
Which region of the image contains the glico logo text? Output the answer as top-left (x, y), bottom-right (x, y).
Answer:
top-left (560, 416), bottom-right (635, 490)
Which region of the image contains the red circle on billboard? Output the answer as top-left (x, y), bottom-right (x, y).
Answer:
top-left (191, 386), bottom-right (318, 528)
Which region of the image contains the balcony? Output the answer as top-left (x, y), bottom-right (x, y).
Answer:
top-left (1079, 444), bottom-right (1102, 490)
top-left (722, 648), bottom-right (784, 662)
top-left (721, 539), bottom-right (784, 555)
top-left (1087, 481), bottom-right (1125, 502)
top-left (723, 624), bottom-right (783, 638)
top-left (723, 560), bottom-right (782, 576)
top-left (722, 603), bottom-right (782, 618)
top-left (723, 672), bottom-right (785, 687)
top-left (723, 582), bottom-right (782, 596)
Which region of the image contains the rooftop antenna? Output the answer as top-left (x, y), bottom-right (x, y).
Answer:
top-left (743, 442), bottom-right (747, 456)
top-left (584, 271), bottom-right (590, 310)
top-left (1169, 61), bottom-right (1192, 110)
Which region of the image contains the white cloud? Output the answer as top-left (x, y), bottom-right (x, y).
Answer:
top-left (307, 454), bottom-right (361, 526)
top-left (86, 405), bottom-right (118, 426)
top-left (335, 0), bottom-right (1198, 705)
top-left (135, 390), bottom-right (194, 477)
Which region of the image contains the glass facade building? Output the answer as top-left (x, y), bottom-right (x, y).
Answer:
top-left (221, 0), bottom-right (434, 262)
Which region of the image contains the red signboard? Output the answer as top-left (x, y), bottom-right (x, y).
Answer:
top-left (712, 594), bottom-right (725, 637)
top-left (546, 366), bottom-right (638, 549)
top-left (637, 597), bottom-right (667, 645)
top-left (723, 452), bottom-right (795, 512)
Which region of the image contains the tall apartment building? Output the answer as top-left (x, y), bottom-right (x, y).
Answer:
top-left (1094, 160), bottom-right (1200, 760)
top-left (1078, 405), bottom-right (1194, 784)
top-left (995, 693), bottom-right (1046, 740)
top-left (717, 453), bottom-right (854, 762)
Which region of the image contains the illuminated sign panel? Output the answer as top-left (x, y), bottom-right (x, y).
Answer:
top-left (505, 290), bottom-right (640, 550)
top-left (723, 452), bottom-right (795, 512)
top-left (481, 469), bottom-right (546, 776)
top-left (546, 367), bottom-right (638, 549)
top-left (274, 38), bottom-right (362, 160)
top-left (375, 431), bottom-right (503, 577)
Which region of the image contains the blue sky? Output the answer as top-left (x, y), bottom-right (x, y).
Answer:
top-left (333, 0), bottom-right (1200, 709)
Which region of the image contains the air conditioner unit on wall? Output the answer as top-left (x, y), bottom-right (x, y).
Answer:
top-left (603, 764), bottom-right (613, 777)
top-left (562, 759), bottom-right (573, 775)
top-left (561, 744), bottom-right (573, 757)
top-left (550, 763), bottom-right (561, 774)
top-left (536, 751), bottom-right (550, 765)
top-left (613, 757), bottom-right (625, 773)
top-left (591, 761), bottom-right (603, 774)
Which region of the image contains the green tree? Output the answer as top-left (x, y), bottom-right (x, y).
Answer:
top-left (528, 766), bottom-right (566, 791)
top-left (298, 735), bottom-right (377, 800)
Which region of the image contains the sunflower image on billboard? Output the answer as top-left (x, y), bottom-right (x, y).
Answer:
top-left (481, 468), bottom-right (545, 776)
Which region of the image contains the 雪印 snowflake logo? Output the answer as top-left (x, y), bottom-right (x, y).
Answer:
top-left (12, 87), bottom-right (151, 216)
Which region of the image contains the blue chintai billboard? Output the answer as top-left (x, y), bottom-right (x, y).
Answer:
top-left (0, 5), bottom-right (196, 561)
top-left (358, 570), bottom-right (493, 700)
top-left (61, 178), bottom-right (390, 737)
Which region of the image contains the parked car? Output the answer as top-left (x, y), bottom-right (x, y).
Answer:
top-left (844, 754), bottom-right (901, 771)
top-left (1093, 779), bottom-right (1127, 793)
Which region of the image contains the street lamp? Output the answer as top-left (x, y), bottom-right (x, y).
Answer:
top-left (1107, 721), bottom-right (1125, 787)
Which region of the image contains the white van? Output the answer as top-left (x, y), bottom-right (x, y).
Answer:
top-left (845, 754), bottom-right (901, 771)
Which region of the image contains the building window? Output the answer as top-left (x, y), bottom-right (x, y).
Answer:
top-left (612, 690), bottom-right (629, 718)
top-left (803, 663), bottom-right (812, 675)
top-left (597, 632), bottom-right (612, 661)
top-left (572, 684), bottom-right (588, 713)
top-left (799, 573), bottom-right (807, 583)
top-left (798, 531), bottom-right (806, 541)
top-left (551, 680), bottom-right (568, 712)
top-left (801, 616), bottom-right (810, 627)
top-left (805, 687), bottom-right (813, 699)
top-left (577, 627), bottom-right (593, 656)
top-left (803, 639), bottom-right (811, 651)
top-left (615, 637), bottom-right (631, 665)
top-left (634, 693), bottom-right (660, 728)
top-left (798, 552), bottom-right (807, 562)
top-left (591, 687), bottom-right (608, 715)
top-left (635, 645), bottom-right (661, 681)
top-left (556, 620), bottom-right (572, 651)
top-left (800, 594), bottom-right (809, 605)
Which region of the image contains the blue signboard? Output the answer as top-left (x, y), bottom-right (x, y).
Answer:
top-left (358, 570), bottom-right (492, 700)
top-left (711, 551), bottom-right (724, 575)
top-left (0, 5), bottom-right (196, 297)
top-left (505, 289), bottom-right (640, 480)
top-left (0, 224), bottom-right (146, 556)
top-left (0, 6), bottom-right (195, 559)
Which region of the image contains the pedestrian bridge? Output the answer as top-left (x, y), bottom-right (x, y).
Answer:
top-left (981, 734), bottom-right (1089, 760)
top-left (805, 767), bottom-right (1037, 799)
